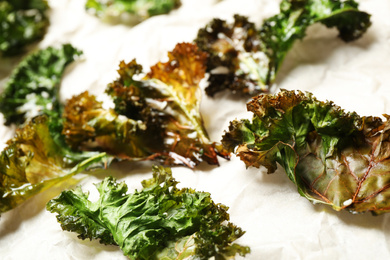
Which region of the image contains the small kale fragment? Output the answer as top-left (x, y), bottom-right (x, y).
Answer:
top-left (0, 115), bottom-right (110, 214)
top-left (47, 165), bottom-right (250, 259)
top-left (195, 0), bottom-right (371, 97)
top-left (0, 0), bottom-right (49, 56)
top-left (222, 89), bottom-right (390, 214)
top-left (0, 44), bottom-right (83, 126)
top-left (63, 43), bottom-right (229, 168)
top-left (86, 0), bottom-right (181, 25)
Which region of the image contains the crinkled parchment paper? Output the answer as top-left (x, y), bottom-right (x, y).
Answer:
top-left (1, 0), bottom-right (390, 259)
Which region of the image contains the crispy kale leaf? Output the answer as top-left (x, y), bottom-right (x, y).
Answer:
top-left (0, 0), bottom-right (49, 56)
top-left (0, 44), bottom-right (83, 125)
top-left (195, 0), bottom-right (371, 97)
top-left (63, 43), bottom-right (229, 168)
top-left (195, 15), bottom-right (266, 97)
top-left (85, 0), bottom-right (181, 25)
top-left (0, 115), bottom-right (110, 214)
top-left (47, 165), bottom-right (250, 259)
top-left (222, 89), bottom-right (390, 214)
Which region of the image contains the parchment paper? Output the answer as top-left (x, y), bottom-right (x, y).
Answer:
top-left (1, 0), bottom-right (390, 259)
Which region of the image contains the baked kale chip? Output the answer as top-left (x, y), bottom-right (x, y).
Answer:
top-left (63, 43), bottom-right (229, 168)
top-left (0, 115), bottom-right (109, 214)
top-left (47, 165), bottom-right (250, 259)
top-left (0, 44), bottom-right (83, 126)
top-left (222, 89), bottom-right (390, 214)
top-left (0, 0), bottom-right (49, 56)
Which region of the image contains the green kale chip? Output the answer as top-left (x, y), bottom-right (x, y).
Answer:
top-left (0, 44), bottom-right (83, 126)
top-left (195, 0), bottom-right (371, 97)
top-left (85, 0), bottom-right (181, 25)
top-left (47, 165), bottom-right (250, 259)
top-left (62, 43), bottom-right (230, 168)
top-left (0, 0), bottom-right (49, 56)
top-left (0, 115), bottom-right (110, 214)
top-left (222, 89), bottom-right (390, 214)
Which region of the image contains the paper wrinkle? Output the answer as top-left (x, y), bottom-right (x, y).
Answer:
top-left (1, 0), bottom-right (390, 259)
top-left (382, 214), bottom-right (390, 256)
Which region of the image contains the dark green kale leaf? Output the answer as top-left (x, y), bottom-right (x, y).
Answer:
top-left (259, 0), bottom-right (371, 85)
top-left (0, 0), bottom-right (49, 56)
top-left (222, 89), bottom-right (390, 214)
top-left (0, 44), bottom-right (83, 126)
top-left (195, 0), bottom-right (371, 97)
top-left (47, 165), bottom-right (250, 259)
top-left (0, 115), bottom-right (110, 214)
top-left (62, 43), bottom-right (230, 168)
top-left (85, 0), bottom-right (181, 25)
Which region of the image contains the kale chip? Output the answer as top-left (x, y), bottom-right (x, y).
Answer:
top-left (47, 165), bottom-right (250, 259)
top-left (0, 0), bottom-right (49, 56)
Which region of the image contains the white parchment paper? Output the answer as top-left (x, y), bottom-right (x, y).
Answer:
top-left (1, 0), bottom-right (390, 259)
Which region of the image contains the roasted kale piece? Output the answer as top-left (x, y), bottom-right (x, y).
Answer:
top-left (63, 43), bottom-right (229, 168)
top-left (86, 0), bottom-right (181, 25)
top-left (259, 0), bottom-right (371, 86)
top-left (222, 89), bottom-right (390, 214)
top-left (0, 0), bottom-right (49, 56)
top-left (0, 44), bottom-right (83, 125)
top-left (195, 15), bottom-right (265, 97)
top-left (47, 165), bottom-right (250, 259)
top-left (0, 115), bottom-right (109, 214)
top-left (195, 0), bottom-right (371, 97)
